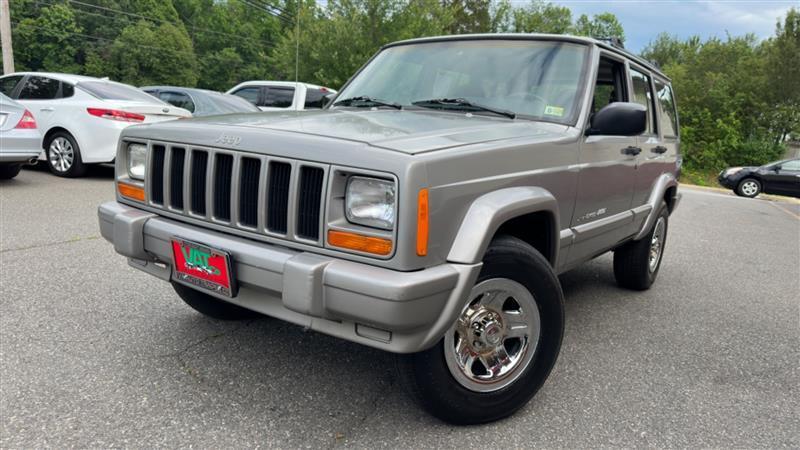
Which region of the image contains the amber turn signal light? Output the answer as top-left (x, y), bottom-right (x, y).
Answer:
top-left (416, 188), bottom-right (429, 256)
top-left (328, 230), bottom-right (392, 256)
top-left (118, 182), bottom-right (145, 202)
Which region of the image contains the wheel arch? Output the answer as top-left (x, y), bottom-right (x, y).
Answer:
top-left (446, 187), bottom-right (560, 267)
top-left (634, 173), bottom-right (679, 241)
top-left (42, 126), bottom-right (78, 150)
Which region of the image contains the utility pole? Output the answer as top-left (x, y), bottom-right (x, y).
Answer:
top-left (0, 0), bottom-right (13, 74)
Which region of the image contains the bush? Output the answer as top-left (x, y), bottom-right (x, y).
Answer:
top-left (725, 139), bottom-right (786, 167)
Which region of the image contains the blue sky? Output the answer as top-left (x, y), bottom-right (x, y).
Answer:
top-left (541, 0), bottom-right (798, 52)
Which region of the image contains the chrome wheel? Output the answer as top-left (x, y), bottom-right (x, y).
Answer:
top-left (648, 216), bottom-right (666, 273)
top-left (48, 137), bottom-right (74, 173)
top-left (444, 278), bottom-right (540, 392)
top-left (741, 180), bottom-right (759, 197)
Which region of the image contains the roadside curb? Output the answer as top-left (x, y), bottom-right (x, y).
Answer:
top-left (680, 184), bottom-right (800, 204)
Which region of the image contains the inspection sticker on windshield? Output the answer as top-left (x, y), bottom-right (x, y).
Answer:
top-left (544, 105), bottom-right (565, 117)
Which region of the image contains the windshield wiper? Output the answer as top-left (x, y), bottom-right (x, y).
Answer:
top-left (412, 98), bottom-right (516, 119)
top-left (333, 96), bottom-right (402, 110)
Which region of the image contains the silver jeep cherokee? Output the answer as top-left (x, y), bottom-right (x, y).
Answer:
top-left (99, 34), bottom-right (681, 424)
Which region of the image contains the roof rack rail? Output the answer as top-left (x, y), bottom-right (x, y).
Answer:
top-left (596, 36), bottom-right (625, 49)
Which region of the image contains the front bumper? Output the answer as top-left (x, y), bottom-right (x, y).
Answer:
top-left (98, 201), bottom-right (481, 353)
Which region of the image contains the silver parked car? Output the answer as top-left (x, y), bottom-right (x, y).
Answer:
top-left (0, 93), bottom-right (41, 179)
top-left (99, 34), bottom-right (681, 424)
top-left (141, 86), bottom-right (260, 117)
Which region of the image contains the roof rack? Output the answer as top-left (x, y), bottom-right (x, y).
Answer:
top-left (595, 36), bottom-right (667, 78)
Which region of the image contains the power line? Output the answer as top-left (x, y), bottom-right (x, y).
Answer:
top-left (236, 0), bottom-right (294, 25)
top-left (11, 21), bottom-right (200, 58)
top-left (58, 0), bottom-right (281, 46)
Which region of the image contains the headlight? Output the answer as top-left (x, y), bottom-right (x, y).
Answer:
top-left (346, 176), bottom-right (396, 230)
top-left (127, 143), bottom-right (147, 180)
top-left (724, 167), bottom-right (743, 177)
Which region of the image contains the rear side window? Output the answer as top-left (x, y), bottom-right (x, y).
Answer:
top-left (158, 91), bottom-right (195, 113)
top-left (61, 83), bottom-right (74, 98)
top-left (78, 81), bottom-right (163, 102)
top-left (655, 81), bottom-right (678, 137)
top-left (264, 87), bottom-right (294, 108)
top-left (18, 76), bottom-right (60, 100)
top-left (0, 75), bottom-right (23, 96)
top-left (630, 69), bottom-right (656, 135)
top-left (304, 88), bottom-right (329, 109)
top-left (231, 87), bottom-right (260, 106)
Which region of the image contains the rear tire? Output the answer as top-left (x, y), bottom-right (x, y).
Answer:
top-left (0, 164), bottom-right (22, 180)
top-left (172, 283), bottom-right (263, 320)
top-left (398, 235), bottom-right (564, 425)
top-left (614, 203), bottom-right (669, 290)
top-left (46, 131), bottom-right (87, 178)
top-left (736, 178), bottom-right (760, 198)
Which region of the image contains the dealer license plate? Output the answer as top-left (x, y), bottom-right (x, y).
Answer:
top-left (171, 238), bottom-right (235, 297)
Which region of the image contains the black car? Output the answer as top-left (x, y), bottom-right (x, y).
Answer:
top-left (718, 158), bottom-right (800, 198)
top-left (140, 86), bottom-right (260, 117)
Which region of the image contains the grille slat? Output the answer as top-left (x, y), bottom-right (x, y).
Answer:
top-left (190, 151), bottom-right (208, 215)
top-left (267, 161), bottom-right (291, 234)
top-left (170, 148), bottom-right (185, 210)
top-left (213, 154), bottom-right (234, 221)
top-left (150, 145), bottom-right (165, 204)
top-left (238, 158), bottom-right (261, 227)
top-left (297, 167), bottom-right (324, 240)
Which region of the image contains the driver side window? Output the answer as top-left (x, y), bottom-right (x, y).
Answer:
top-left (591, 57), bottom-right (627, 115)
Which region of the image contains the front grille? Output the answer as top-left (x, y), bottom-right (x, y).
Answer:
top-left (145, 143), bottom-right (328, 246)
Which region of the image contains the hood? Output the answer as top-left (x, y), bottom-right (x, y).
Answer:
top-left (182, 109), bottom-right (570, 154)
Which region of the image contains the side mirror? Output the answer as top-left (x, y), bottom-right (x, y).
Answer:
top-left (586, 102), bottom-right (647, 136)
top-left (322, 93), bottom-right (336, 108)
top-left (773, 165), bottom-right (781, 172)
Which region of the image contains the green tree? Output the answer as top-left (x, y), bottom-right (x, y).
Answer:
top-left (107, 21), bottom-right (198, 86)
top-left (763, 8), bottom-right (800, 143)
top-left (12, 3), bottom-right (83, 73)
top-left (572, 12), bottom-right (625, 42)
top-left (511, 0), bottom-right (572, 34)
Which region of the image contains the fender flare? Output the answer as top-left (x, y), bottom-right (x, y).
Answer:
top-left (634, 173), bottom-right (679, 241)
top-left (446, 187), bottom-right (560, 265)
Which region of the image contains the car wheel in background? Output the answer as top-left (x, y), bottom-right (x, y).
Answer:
top-left (614, 203), bottom-right (669, 290)
top-left (0, 164), bottom-right (22, 180)
top-left (398, 235), bottom-right (564, 424)
top-left (736, 178), bottom-right (761, 198)
top-left (46, 131), bottom-right (87, 178)
top-left (172, 282), bottom-right (264, 320)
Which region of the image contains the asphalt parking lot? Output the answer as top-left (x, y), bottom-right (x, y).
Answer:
top-left (1, 167), bottom-right (798, 448)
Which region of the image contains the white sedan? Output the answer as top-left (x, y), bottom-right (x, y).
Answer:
top-left (0, 72), bottom-right (191, 177)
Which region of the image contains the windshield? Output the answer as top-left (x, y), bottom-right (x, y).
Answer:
top-left (334, 39), bottom-right (588, 123)
top-left (79, 81), bottom-right (168, 103)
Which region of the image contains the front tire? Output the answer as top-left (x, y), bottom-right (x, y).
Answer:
top-left (46, 131), bottom-right (87, 178)
top-left (614, 203), bottom-right (669, 290)
top-left (398, 235), bottom-right (564, 425)
top-left (172, 283), bottom-right (263, 320)
top-left (0, 164), bottom-right (22, 180)
top-left (736, 178), bottom-right (761, 198)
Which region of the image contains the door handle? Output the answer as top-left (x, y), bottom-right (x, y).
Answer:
top-left (621, 146), bottom-right (642, 156)
top-left (40, 107), bottom-right (54, 112)
top-left (652, 146), bottom-right (668, 154)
